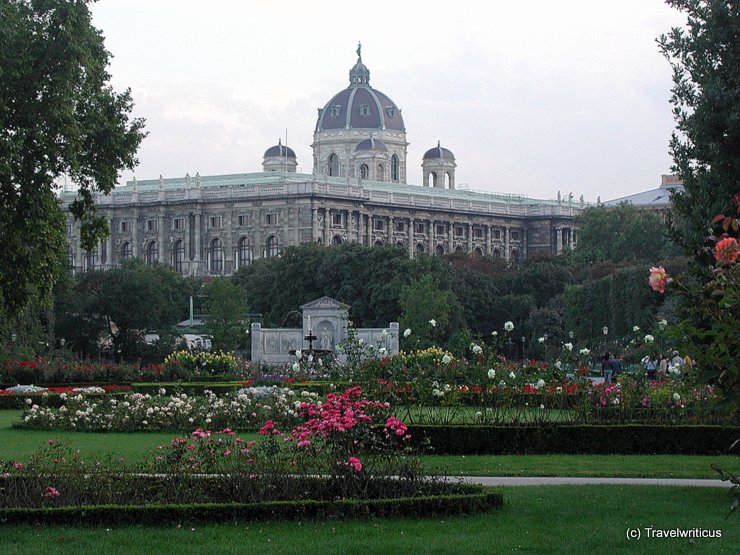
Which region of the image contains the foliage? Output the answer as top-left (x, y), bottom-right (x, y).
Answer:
top-left (163, 350), bottom-right (239, 377)
top-left (55, 259), bottom-right (189, 361)
top-left (0, 0), bottom-right (146, 316)
top-left (398, 275), bottom-right (463, 351)
top-left (202, 279), bottom-right (249, 351)
top-left (658, 0), bottom-right (740, 263)
top-left (407, 423), bottom-right (740, 455)
top-left (573, 204), bottom-right (678, 265)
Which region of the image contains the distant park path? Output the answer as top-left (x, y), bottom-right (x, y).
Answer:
top-left (458, 477), bottom-right (731, 488)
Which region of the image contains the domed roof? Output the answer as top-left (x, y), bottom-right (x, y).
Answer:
top-left (264, 140), bottom-right (296, 158)
top-left (316, 47), bottom-right (405, 133)
top-left (423, 141), bottom-right (455, 160)
top-left (355, 137), bottom-right (388, 152)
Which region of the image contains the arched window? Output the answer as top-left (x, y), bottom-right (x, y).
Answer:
top-left (146, 241), bottom-right (158, 265)
top-left (266, 235), bottom-right (279, 258)
top-left (455, 245), bottom-right (464, 253)
top-left (391, 155), bottom-right (399, 181)
top-left (67, 245), bottom-right (75, 268)
top-left (511, 249), bottom-right (520, 264)
top-left (360, 164), bottom-right (369, 179)
top-left (374, 240), bottom-right (384, 247)
top-left (493, 249), bottom-right (501, 259)
top-left (415, 243), bottom-right (425, 254)
top-left (121, 242), bottom-right (132, 260)
top-left (209, 238), bottom-right (223, 273)
top-left (173, 240), bottom-right (185, 273)
top-left (332, 235), bottom-right (343, 245)
top-left (445, 172), bottom-right (452, 188)
top-left (328, 153), bottom-right (339, 177)
top-left (377, 164), bottom-right (384, 181)
top-left (430, 172), bottom-right (437, 187)
top-left (474, 247), bottom-right (483, 257)
top-left (435, 244), bottom-right (445, 256)
top-left (237, 237), bottom-right (252, 268)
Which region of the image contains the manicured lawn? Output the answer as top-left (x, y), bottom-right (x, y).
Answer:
top-left (2, 410), bottom-right (737, 479)
top-left (0, 486), bottom-right (736, 554)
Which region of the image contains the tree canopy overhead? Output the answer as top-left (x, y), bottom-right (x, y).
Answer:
top-left (0, 0), bottom-right (146, 315)
top-left (658, 0), bottom-right (740, 262)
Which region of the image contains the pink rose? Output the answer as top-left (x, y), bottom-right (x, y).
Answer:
top-left (648, 266), bottom-right (667, 293)
top-left (348, 457), bottom-right (363, 472)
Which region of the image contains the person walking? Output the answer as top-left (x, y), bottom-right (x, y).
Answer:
top-left (602, 352), bottom-right (614, 384)
top-left (657, 354), bottom-right (668, 381)
top-left (646, 354), bottom-right (658, 381)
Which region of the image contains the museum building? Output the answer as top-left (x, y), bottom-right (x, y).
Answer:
top-left (62, 47), bottom-right (580, 276)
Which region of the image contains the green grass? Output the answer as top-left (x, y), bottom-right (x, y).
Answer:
top-left (2, 410), bottom-right (737, 479)
top-left (0, 486), bottom-right (736, 554)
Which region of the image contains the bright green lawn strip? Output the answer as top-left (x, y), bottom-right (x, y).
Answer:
top-left (0, 486), bottom-right (735, 554)
top-left (2, 410), bottom-right (736, 479)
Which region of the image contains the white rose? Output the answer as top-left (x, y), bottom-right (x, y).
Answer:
top-left (509, 371), bottom-right (516, 379)
top-left (538, 337), bottom-right (545, 343)
top-left (487, 368), bottom-right (496, 379)
top-left (564, 343), bottom-right (573, 351)
top-left (633, 326), bottom-right (640, 332)
top-left (429, 319), bottom-right (437, 327)
top-left (442, 354), bottom-right (452, 365)
top-left (403, 328), bottom-right (412, 337)
top-left (504, 321), bottom-right (514, 332)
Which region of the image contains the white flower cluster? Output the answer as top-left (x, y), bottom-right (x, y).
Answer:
top-left (644, 334), bottom-right (655, 343)
top-left (20, 387), bottom-right (317, 432)
top-left (470, 343), bottom-right (483, 355)
top-left (504, 321), bottom-right (514, 332)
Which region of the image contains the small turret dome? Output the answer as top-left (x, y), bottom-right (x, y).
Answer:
top-left (264, 139), bottom-right (296, 158)
top-left (423, 141), bottom-right (455, 160)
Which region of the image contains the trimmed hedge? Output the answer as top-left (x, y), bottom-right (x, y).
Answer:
top-left (409, 424), bottom-right (740, 455)
top-left (0, 486), bottom-right (502, 526)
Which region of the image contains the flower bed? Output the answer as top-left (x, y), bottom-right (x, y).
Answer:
top-left (16, 386), bottom-right (318, 432)
top-left (0, 388), bottom-right (505, 524)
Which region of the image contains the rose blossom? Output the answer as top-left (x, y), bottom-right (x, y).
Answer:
top-left (348, 457), bottom-right (362, 472)
top-left (648, 266), bottom-right (667, 293)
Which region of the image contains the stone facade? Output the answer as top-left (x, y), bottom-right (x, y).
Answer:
top-left (61, 47), bottom-right (580, 274)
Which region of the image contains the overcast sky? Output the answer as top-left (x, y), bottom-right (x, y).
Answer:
top-left (90, 0), bottom-right (687, 202)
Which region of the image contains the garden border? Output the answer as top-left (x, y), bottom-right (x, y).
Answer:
top-left (0, 486), bottom-right (502, 525)
top-left (409, 424), bottom-right (740, 455)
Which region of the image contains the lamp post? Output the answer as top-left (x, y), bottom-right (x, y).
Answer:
top-left (521, 336), bottom-right (526, 361)
top-left (569, 330), bottom-right (574, 341)
top-left (11, 332), bottom-right (17, 357)
top-left (602, 326), bottom-right (609, 354)
top-left (60, 338), bottom-right (66, 362)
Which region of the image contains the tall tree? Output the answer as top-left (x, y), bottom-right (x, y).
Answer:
top-left (0, 0), bottom-right (145, 316)
top-left (203, 279), bottom-right (249, 352)
top-left (574, 204), bottom-right (677, 265)
top-left (658, 0), bottom-right (740, 262)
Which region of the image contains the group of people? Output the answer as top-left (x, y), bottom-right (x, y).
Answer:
top-left (600, 350), bottom-right (691, 383)
top-left (600, 350), bottom-right (691, 384)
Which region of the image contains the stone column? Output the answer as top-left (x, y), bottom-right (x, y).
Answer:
top-left (568, 228), bottom-right (575, 250)
top-left (504, 226), bottom-right (510, 263)
top-left (323, 208), bottom-right (330, 246)
top-left (522, 229), bottom-right (528, 260)
top-left (389, 216), bottom-right (395, 245)
top-left (251, 323), bottom-right (262, 366)
top-left (185, 212), bottom-right (192, 264)
top-left (158, 212), bottom-right (166, 264)
top-left (408, 218), bottom-right (415, 258)
top-left (312, 207), bottom-right (318, 242)
top-left (369, 214), bottom-right (374, 245)
top-left (448, 221), bottom-right (454, 253)
top-left (556, 226), bottom-right (562, 254)
top-left (467, 222), bottom-right (473, 254)
top-left (193, 212), bottom-right (202, 265)
top-left (131, 211), bottom-right (139, 259)
top-left (225, 211), bottom-right (234, 274)
top-left (486, 225), bottom-right (492, 255)
top-left (428, 219), bottom-right (435, 254)
top-left (105, 216), bottom-right (113, 267)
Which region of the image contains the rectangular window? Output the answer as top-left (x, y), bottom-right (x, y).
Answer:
top-left (238, 214), bottom-right (250, 227)
top-left (332, 213), bottom-right (342, 227)
top-left (373, 219), bottom-right (385, 231)
top-left (210, 216), bottom-right (222, 229)
top-left (395, 221), bottom-right (405, 232)
top-left (266, 213), bottom-right (278, 225)
top-left (172, 218), bottom-right (184, 230)
top-left (511, 230), bottom-right (520, 241)
top-left (66, 223), bottom-right (73, 235)
top-left (436, 224), bottom-right (446, 235)
top-left (414, 222), bottom-right (425, 234)
top-left (120, 221), bottom-right (131, 233)
top-left (492, 229), bottom-right (501, 240)
top-left (473, 227), bottom-right (483, 239)
top-left (146, 219), bottom-right (157, 232)
top-left (454, 225), bottom-right (464, 238)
